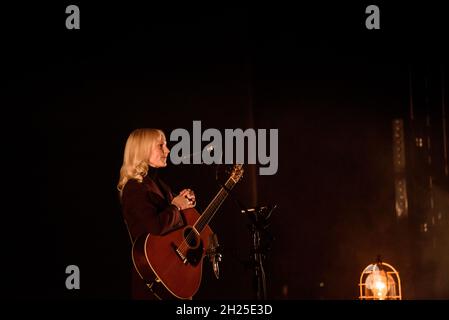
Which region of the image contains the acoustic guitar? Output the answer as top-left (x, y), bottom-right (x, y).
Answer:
top-left (132, 164), bottom-right (244, 299)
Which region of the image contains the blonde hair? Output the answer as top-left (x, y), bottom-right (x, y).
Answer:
top-left (117, 128), bottom-right (165, 198)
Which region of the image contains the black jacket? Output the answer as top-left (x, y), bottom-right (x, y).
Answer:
top-left (120, 170), bottom-right (184, 299)
top-left (121, 171), bottom-right (184, 241)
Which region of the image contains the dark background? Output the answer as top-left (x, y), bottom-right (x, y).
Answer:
top-left (4, 3), bottom-right (448, 300)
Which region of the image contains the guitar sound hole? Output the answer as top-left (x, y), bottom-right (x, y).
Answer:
top-left (183, 227), bottom-right (199, 248)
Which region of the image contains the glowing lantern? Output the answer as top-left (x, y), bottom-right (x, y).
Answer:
top-left (359, 257), bottom-right (402, 300)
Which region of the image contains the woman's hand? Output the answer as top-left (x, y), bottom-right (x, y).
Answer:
top-left (171, 188), bottom-right (196, 210)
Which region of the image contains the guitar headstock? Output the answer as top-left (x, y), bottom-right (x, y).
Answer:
top-left (229, 164), bottom-right (244, 183)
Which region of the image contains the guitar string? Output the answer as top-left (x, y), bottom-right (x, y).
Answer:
top-left (177, 168), bottom-right (241, 255)
top-left (177, 192), bottom-right (224, 255)
top-left (177, 166), bottom-right (242, 254)
top-left (177, 186), bottom-right (229, 254)
top-left (179, 188), bottom-right (229, 254)
top-left (191, 177), bottom-right (234, 232)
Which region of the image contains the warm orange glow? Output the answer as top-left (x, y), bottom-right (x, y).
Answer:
top-left (359, 260), bottom-right (402, 300)
top-left (365, 270), bottom-right (389, 300)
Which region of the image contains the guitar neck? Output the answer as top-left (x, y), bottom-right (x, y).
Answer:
top-left (194, 177), bottom-right (237, 233)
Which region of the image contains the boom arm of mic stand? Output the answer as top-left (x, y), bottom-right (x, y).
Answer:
top-left (241, 205), bottom-right (277, 240)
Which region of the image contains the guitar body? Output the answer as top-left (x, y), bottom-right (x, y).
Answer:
top-left (132, 207), bottom-right (213, 300)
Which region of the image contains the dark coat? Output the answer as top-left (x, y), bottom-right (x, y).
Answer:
top-left (121, 170), bottom-right (184, 299)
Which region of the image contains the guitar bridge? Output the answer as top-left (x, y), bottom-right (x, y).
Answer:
top-left (172, 243), bottom-right (188, 264)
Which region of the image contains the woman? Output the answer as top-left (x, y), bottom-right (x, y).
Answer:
top-left (117, 128), bottom-right (196, 299)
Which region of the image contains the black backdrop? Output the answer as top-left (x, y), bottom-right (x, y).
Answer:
top-left (4, 3), bottom-right (448, 300)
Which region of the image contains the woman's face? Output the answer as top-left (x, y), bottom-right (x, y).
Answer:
top-left (149, 135), bottom-right (170, 168)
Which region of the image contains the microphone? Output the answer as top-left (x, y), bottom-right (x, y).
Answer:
top-left (241, 206), bottom-right (269, 213)
top-left (179, 144), bottom-right (214, 160)
top-left (207, 233), bottom-right (221, 279)
top-left (241, 205), bottom-right (277, 220)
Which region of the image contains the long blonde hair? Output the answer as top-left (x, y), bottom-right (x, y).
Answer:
top-left (117, 128), bottom-right (165, 198)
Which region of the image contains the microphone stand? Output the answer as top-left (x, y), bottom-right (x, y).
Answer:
top-left (242, 205), bottom-right (276, 300)
top-left (215, 164), bottom-right (276, 300)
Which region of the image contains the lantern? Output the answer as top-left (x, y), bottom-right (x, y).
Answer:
top-left (359, 257), bottom-right (402, 300)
